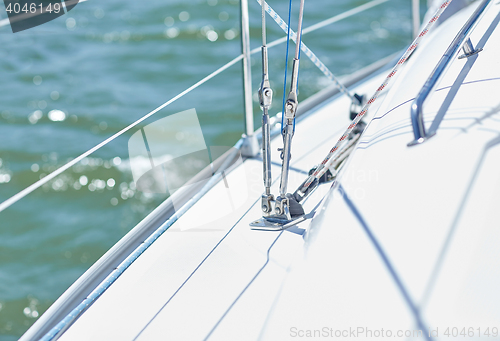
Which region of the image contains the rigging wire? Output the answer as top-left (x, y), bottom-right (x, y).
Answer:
top-left (259, 0), bottom-right (274, 208)
top-left (257, 0), bottom-right (356, 103)
top-left (293, 0), bottom-right (305, 62)
top-left (277, 0), bottom-right (306, 204)
top-left (280, 0), bottom-right (293, 132)
top-left (292, 44), bottom-right (301, 134)
top-left (261, 0), bottom-right (266, 46)
top-left (291, 0), bottom-right (305, 132)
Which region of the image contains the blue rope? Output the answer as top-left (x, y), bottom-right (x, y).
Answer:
top-left (281, 0), bottom-right (293, 134)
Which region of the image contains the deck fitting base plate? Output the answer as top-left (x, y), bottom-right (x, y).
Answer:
top-left (250, 215), bottom-right (306, 231)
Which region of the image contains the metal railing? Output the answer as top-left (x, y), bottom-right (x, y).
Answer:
top-left (412, 0), bottom-right (421, 38)
top-left (240, 0), bottom-right (259, 157)
top-left (408, 0), bottom-right (491, 146)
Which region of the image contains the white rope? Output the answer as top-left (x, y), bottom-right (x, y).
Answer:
top-left (0, 54), bottom-right (243, 214)
top-left (303, 0), bottom-right (388, 35)
top-left (250, 0), bottom-right (388, 54)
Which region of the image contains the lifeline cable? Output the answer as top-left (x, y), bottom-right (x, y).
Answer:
top-left (250, 0), bottom-right (388, 54)
top-left (0, 55), bottom-right (244, 214)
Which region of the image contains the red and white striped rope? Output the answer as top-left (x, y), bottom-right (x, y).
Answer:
top-left (299, 0), bottom-right (452, 192)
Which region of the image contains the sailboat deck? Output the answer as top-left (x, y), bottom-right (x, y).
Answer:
top-left (56, 2), bottom-right (500, 339)
top-left (57, 67), bottom-right (388, 341)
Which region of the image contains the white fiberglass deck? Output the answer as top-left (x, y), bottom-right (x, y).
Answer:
top-left (57, 58), bottom-right (388, 341)
top-left (59, 2), bottom-right (500, 340)
top-left (262, 2), bottom-right (500, 340)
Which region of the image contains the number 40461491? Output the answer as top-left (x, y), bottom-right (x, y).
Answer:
top-left (5, 2), bottom-right (62, 14)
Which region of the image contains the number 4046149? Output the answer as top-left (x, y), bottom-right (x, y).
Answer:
top-left (443, 327), bottom-right (498, 338)
top-left (5, 2), bottom-right (62, 14)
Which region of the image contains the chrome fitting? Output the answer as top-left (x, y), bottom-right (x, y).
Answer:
top-left (458, 38), bottom-right (482, 59)
top-left (261, 193), bottom-right (274, 216)
top-left (259, 83), bottom-right (273, 109)
top-left (275, 196), bottom-right (291, 220)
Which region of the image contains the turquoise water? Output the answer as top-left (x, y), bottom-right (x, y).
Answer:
top-left (0, 0), bottom-right (414, 339)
